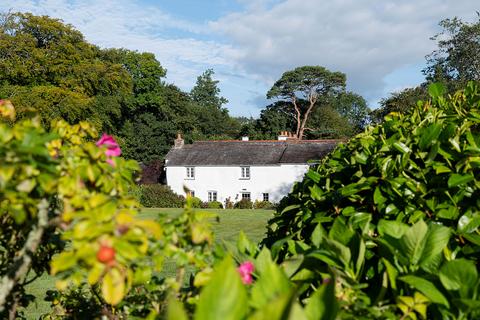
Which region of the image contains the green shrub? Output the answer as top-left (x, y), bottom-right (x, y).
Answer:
top-left (207, 201), bottom-right (223, 209)
top-left (234, 199), bottom-right (253, 209)
top-left (253, 200), bottom-right (274, 209)
top-left (262, 83), bottom-right (480, 319)
top-left (190, 196), bottom-right (202, 208)
top-left (139, 184), bottom-right (185, 208)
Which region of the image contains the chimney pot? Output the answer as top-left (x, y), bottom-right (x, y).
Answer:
top-left (174, 133), bottom-right (184, 149)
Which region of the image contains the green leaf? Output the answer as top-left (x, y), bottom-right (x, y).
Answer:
top-left (251, 257), bottom-right (292, 309)
top-left (249, 290), bottom-right (298, 320)
top-left (305, 278), bottom-right (338, 320)
top-left (399, 275), bottom-right (449, 307)
top-left (428, 82), bottom-right (446, 98)
top-left (420, 224), bottom-right (450, 271)
top-left (311, 223), bottom-right (324, 247)
top-left (400, 220), bottom-right (428, 266)
top-left (195, 256), bottom-right (247, 320)
top-left (419, 123), bottom-right (442, 150)
top-left (439, 259), bottom-right (478, 298)
top-left (378, 220), bottom-right (408, 239)
top-left (448, 174), bottom-right (474, 188)
top-left (102, 268), bottom-right (125, 306)
top-left (167, 296), bottom-right (188, 320)
top-left (393, 142), bottom-right (411, 154)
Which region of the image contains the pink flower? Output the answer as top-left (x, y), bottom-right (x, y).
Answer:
top-left (96, 134), bottom-right (121, 157)
top-left (237, 261), bottom-right (255, 285)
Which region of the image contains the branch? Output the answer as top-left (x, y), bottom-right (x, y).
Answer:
top-left (0, 199), bottom-right (50, 312)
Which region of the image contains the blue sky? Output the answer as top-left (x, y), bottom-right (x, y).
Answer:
top-left (1, 0), bottom-right (478, 117)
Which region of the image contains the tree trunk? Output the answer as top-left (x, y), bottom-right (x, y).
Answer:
top-left (0, 199), bottom-right (49, 313)
top-left (291, 96), bottom-right (301, 138)
top-left (298, 97), bottom-right (317, 140)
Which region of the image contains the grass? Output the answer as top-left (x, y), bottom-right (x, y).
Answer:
top-left (22, 208), bottom-right (273, 319)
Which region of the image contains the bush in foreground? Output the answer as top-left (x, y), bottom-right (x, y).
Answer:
top-left (262, 83), bottom-right (480, 319)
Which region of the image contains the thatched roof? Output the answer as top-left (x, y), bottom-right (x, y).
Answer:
top-left (164, 140), bottom-right (339, 166)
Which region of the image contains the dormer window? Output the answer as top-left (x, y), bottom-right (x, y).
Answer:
top-left (186, 167), bottom-right (195, 179)
top-left (240, 166), bottom-right (250, 179)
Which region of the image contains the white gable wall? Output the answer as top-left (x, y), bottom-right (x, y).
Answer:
top-left (165, 164), bottom-right (309, 204)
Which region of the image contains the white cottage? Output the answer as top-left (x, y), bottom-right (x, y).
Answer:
top-left (164, 133), bottom-right (338, 204)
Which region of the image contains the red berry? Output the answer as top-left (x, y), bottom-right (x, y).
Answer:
top-left (97, 245), bottom-right (115, 264)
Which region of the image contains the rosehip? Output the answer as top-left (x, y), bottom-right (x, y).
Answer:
top-left (97, 245), bottom-right (115, 264)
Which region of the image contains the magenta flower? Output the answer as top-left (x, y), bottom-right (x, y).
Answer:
top-left (237, 261), bottom-right (255, 285)
top-left (96, 134), bottom-right (121, 157)
top-left (96, 134), bottom-right (121, 166)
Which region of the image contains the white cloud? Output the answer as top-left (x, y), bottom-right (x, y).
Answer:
top-left (211, 0), bottom-right (480, 103)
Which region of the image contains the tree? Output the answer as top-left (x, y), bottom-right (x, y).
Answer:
top-left (371, 86), bottom-right (428, 123)
top-left (424, 16), bottom-right (480, 86)
top-left (266, 66), bottom-right (346, 140)
top-left (330, 92), bottom-right (370, 133)
top-left (0, 12), bottom-right (132, 130)
top-left (190, 69), bottom-right (228, 109)
top-left (190, 69), bottom-right (241, 139)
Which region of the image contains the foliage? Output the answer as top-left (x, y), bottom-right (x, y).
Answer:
top-left (262, 83), bottom-right (480, 319)
top-left (253, 200), bottom-right (275, 210)
top-left (190, 197), bottom-right (203, 209)
top-left (0, 12), bottom-right (131, 131)
top-left (207, 201), bottom-right (223, 209)
top-left (138, 184), bottom-right (185, 208)
top-left (234, 199), bottom-right (253, 209)
top-left (372, 86), bottom-right (428, 124)
top-left (267, 66), bottom-right (346, 139)
top-left (167, 245), bottom-right (338, 320)
top-left (45, 197), bottom-right (218, 318)
top-left (306, 105), bottom-right (352, 139)
top-left (424, 16), bottom-right (480, 86)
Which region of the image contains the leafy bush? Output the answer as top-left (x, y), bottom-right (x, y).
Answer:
top-left (262, 83), bottom-right (480, 319)
top-left (234, 199), bottom-right (253, 209)
top-left (207, 201), bottom-right (223, 209)
top-left (190, 196), bottom-right (202, 208)
top-left (139, 184), bottom-right (185, 208)
top-left (253, 200), bottom-right (275, 210)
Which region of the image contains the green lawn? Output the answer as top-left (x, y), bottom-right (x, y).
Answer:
top-left (23, 208), bottom-right (273, 319)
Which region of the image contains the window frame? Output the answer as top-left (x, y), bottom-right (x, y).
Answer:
top-left (208, 191), bottom-right (217, 202)
top-left (186, 166), bottom-right (195, 179)
top-left (263, 193), bottom-right (269, 202)
top-left (241, 192), bottom-right (251, 201)
top-left (240, 166), bottom-right (250, 179)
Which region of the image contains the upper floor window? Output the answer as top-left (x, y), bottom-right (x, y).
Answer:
top-left (186, 167), bottom-right (195, 179)
top-left (240, 166), bottom-right (250, 179)
top-left (208, 191), bottom-right (217, 202)
top-left (263, 193), bottom-right (269, 202)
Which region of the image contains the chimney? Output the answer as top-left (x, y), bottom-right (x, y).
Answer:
top-left (278, 131), bottom-right (288, 141)
top-left (174, 133), bottom-right (184, 149)
top-left (241, 136), bottom-right (249, 141)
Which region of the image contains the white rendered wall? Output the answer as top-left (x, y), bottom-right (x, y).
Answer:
top-left (165, 164), bottom-right (309, 204)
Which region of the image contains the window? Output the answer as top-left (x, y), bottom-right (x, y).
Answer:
top-left (188, 190), bottom-right (195, 197)
top-left (240, 166), bottom-right (250, 179)
top-left (263, 193), bottom-right (269, 202)
top-left (242, 192), bottom-right (251, 201)
top-left (208, 191), bottom-right (217, 202)
top-left (186, 167), bottom-right (195, 179)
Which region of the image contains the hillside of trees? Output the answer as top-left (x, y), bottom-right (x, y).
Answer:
top-left (0, 12), bottom-right (369, 165)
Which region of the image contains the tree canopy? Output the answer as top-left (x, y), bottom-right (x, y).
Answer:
top-left (267, 66), bottom-right (346, 139)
